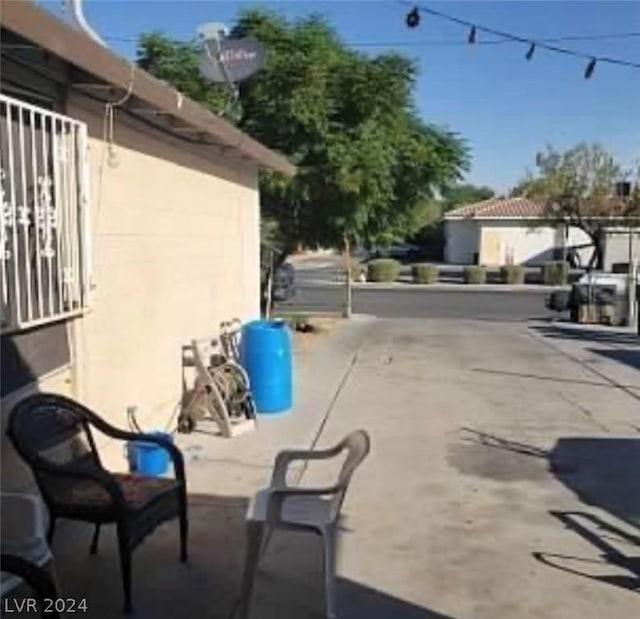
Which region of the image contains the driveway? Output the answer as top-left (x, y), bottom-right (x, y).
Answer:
top-left (299, 318), bottom-right (640, 618)
top-left (38, 317), bottom-right (639, 618)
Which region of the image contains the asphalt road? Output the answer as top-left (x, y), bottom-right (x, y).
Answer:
top-left (276, 284), bottom-right (552, 322)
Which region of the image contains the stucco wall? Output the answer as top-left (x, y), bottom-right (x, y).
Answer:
top-left (603, 230), bottom-right (640, 270)
top-left (446, 219), bottom-right (593, 266)
top-left (66, 95), bottom-right (261, 466)
top-left (444, 220), bottom-right (479, 264)
top-left (1, 366), bottom-right (74, 492)
top-left (478, 221), bottom-right (557, 265)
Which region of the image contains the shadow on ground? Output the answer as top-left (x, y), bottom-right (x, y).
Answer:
top-left (533, 511), bottom-right (640, 593)
top-left (4, 492), bottom-right (453, 618)
top-left (530, 324), bottom-right (640, 346)
top-left (451, 429), bottom-right (640, 595)
top-left (587, 348), bottom-right (640, 371)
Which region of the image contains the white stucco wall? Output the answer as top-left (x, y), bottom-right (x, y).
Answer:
top-left (603, 230), bottom-right (640, 270)
top-left (68, 95), bottom-right (261, 468)
top-left (444, 220), bottom-right (479, 264)
top-left (478, 221), bottom-right (557, 265)
top-left (445, 219), bottom-right (593, 266)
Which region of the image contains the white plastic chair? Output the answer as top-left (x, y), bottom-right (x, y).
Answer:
top-left (1, 492), bottom-right (55, 597)
top-left (239, 430), bottom-right (370, 619)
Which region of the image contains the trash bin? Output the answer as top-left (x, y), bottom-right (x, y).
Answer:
top-left (241, 319), bottom-right (292, 413)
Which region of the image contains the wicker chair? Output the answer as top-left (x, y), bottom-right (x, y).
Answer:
top-left (7, 393), bottom-right (188, 614)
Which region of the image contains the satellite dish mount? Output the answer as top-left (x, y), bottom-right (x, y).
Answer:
top-left (196, 21), bottom-right (266, 115)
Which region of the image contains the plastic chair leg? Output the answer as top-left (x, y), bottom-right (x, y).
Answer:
top-left (239, 520), bottom-right (265, 619)
top-left (323, 527), bottom-right (338, 619)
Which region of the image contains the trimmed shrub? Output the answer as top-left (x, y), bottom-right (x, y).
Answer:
top-left (541, 261), bottom-right (568, 286)
top-left (411, 263), bottom-right (439, 284)
top-left (367, 258), bottom-right (401, 282)
top-left (499, 265), bottom-right (525, 284)
top-left (463, 265), bottom-right (486, 284)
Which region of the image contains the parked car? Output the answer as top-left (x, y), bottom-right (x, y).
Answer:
top-left (370, 243), bottom-right (420, 260)
top-left (545, 271), bottom-right (631, 318)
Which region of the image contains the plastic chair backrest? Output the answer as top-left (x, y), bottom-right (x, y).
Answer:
top-left (330, 430), bottom-right (370, 519)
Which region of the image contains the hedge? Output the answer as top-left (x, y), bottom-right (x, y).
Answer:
top-left (463, 265), bottom-right (486, 284)
top-left (499, 265), bottom-right (525, 284)
top-left (411, 263), bottom-right (439, 284)
top-left (367, 258), bottom-right (401, 282)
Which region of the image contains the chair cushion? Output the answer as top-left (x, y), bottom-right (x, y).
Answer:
top-left (52, 474), bottom-right (180, 510)
top-left (247, 488), bottom-right (334, 527)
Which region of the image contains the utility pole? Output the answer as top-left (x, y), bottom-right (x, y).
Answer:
top-left (627, 224), bottom-right (636, 326)
top-left (616, 181), bottom-right (637, 327)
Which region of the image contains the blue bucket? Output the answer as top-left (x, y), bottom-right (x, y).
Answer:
top-left (128, 432), bottom-right (173, 477)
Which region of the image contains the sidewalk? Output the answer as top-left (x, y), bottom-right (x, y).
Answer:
top-left (528, 320), bottom-right (640, 399)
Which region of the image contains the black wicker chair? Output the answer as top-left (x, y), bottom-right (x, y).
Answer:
top-left (7, 393), bottom-right (188, 614)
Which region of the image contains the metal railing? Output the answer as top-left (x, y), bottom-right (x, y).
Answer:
top-left (0, 94), bottom-right (91, 333)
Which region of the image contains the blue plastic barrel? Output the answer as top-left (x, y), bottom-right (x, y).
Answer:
top-left (128, 432), bottom-right (173, 477)
top-left (241, 319), bottom-right (292, 413)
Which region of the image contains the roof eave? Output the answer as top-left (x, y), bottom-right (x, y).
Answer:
top-left (0, 1), bottom-right (296, 178)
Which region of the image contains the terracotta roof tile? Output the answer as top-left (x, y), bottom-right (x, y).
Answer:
top-left (446, 197), bottom-right (546, 219)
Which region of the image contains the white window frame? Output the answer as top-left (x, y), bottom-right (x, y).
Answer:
top-left (1, 93), bottom-right (91, 333)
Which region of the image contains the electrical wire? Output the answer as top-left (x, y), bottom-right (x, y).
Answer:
top-left (401, 2), bottom-right (640, 70)
top-left (100, 31), bottom-right (640, 48)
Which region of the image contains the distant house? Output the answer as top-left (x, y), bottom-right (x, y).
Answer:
top-left (443, 196), bottom-right (638, 269)
top-left (1, 2), bottom-right (295, 487)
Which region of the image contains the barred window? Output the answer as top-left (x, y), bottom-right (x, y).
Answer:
top-left (0, 94), bottom-right (91, 333)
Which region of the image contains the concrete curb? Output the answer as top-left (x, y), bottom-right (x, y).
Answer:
top-left (300, 279), bottom-right (569, 293)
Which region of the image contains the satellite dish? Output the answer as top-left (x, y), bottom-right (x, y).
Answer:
top-left (198, 36), bottom-right (266, 84)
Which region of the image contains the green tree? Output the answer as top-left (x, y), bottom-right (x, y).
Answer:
top-left (137, 32), bottom-right (239, 120)
top-left (137, 9), bottom-right (469, 313)
top-left (410, 183), bottom-right (495, 259)
top-left (441, 183), bottom-right (495, 213)
top-left (514, 143), bottom-right (640, 269)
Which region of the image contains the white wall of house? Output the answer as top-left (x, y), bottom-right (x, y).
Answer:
top-left (445, 218), bottom-right (593, 266)
top-left (444, 219), bottom-right (479, 264)
top-left (67, 94), bottom-right (261, 468)
top-left (479, 221), bottom-right (557, 266)
top-left (603, 230), bottom-right (640, 270)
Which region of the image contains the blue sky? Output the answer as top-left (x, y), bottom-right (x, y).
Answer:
top-left (41, 1), bottom-right (640, 191)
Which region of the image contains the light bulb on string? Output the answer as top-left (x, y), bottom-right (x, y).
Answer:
top-left (406, 7), bottom-right (420, 29)
top-left (526, 43), bottom-right (536, 61)
top-left (584, 58), bottom-right (597, 79)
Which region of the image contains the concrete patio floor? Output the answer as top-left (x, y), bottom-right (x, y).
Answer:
top-left (14, 317), bottom-right (639, 618)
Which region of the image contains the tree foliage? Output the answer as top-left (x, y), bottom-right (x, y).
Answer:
top-left (441, 183), bottom-right (495, 213)
top-left (409, 183), bottom-right (495, 259)
top-left (136, 9), bottom-right (469, 259)
top-left (514, 143), bottom-right (640, 268)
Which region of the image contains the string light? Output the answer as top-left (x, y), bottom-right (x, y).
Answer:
top-left (406, 6), bottom-right (420, 29)
top-left (402, 2), bottom-right (640, 78)
top-left (525, 43), bottom-right (536, 61)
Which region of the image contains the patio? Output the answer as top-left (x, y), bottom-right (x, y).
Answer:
top-left (5, 316), bottom-right (640, 619)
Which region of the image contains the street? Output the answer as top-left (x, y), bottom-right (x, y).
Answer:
top-left (277, 284), bottom-right (551, 322)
